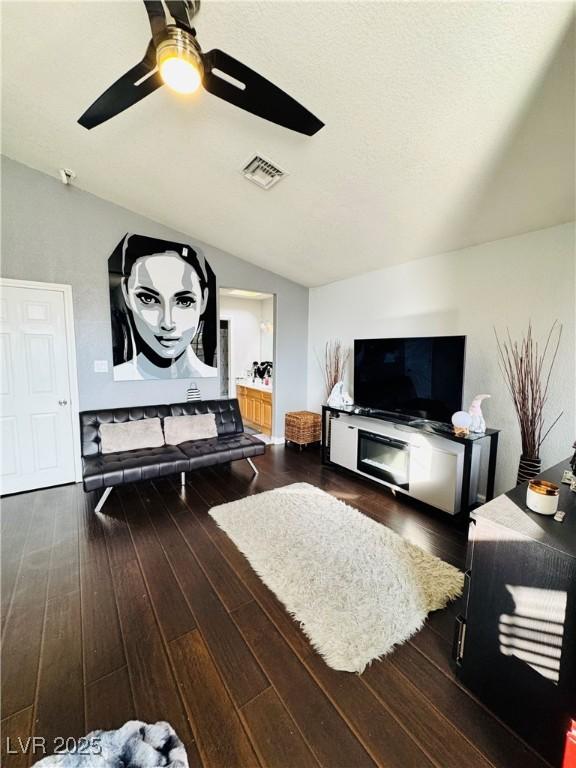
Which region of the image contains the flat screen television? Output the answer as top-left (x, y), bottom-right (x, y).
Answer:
top-left (354, 336), bottom-right (466, 422)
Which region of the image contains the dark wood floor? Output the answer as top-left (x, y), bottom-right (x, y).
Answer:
top-left (1, 445), bottom-right (550, 768)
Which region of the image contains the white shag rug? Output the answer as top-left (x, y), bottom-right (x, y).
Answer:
top-left (210, 482), bottom-right (464, 673)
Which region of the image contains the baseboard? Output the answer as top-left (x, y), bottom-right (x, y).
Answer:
top-left (254, 434), bottom-right (285, 445)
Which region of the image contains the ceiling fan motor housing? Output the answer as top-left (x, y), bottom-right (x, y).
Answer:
top-left (156, 26), bottom-right (203, 78)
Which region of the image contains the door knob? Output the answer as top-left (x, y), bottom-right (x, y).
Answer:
top-left (58, 399), bottom-right (68, 406)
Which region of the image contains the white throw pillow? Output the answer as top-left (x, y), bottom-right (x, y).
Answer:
top-left (164, 414), bottom-right (218, 445)
top-left (100, 418), bottom-right (165, 454)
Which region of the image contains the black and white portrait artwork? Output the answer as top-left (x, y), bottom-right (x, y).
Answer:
top-left (109, 234), bottom-right (218, 381)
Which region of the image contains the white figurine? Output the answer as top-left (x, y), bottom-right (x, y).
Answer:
top-left (451, 410), bottom-right (473, 436)
top-left (327, 381), bottom-right (353, 407)
top-left (468, 394), bottom-right (490, 433)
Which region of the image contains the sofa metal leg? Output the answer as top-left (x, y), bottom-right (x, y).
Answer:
top-left (181, 472), bottom-right (186, 486)
top-left (95, 487), bottom-right (113, 513)
top-left (246, 458), bottom-right (259, 476)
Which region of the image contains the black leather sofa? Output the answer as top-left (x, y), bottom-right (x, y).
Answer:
top-left (79, 398), bottom-right (265, 512)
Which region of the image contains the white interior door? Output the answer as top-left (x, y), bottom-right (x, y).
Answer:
top-left (1, 283), bottom-right (77, 494)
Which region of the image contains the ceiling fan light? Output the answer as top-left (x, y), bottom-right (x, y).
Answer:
top-left (160, 56), bottom-right (201, 94)
top-left (157, 29), bottom-right (203, 94)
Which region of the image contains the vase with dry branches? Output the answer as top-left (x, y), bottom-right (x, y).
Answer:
top-left (495, 321), bottom-right (563, 485)
top-left (320, 340), bottom-right (350, 401)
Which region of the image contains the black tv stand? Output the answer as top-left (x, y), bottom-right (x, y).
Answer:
top-left (321, 404), bottom-right (500, 516)
top-left (350, 406), bottom-right (413, 421)
top-left (362, 408), bottom-right (455, 433)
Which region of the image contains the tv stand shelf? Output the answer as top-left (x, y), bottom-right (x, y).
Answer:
top-left (321, 405), bottom-right (500, 516)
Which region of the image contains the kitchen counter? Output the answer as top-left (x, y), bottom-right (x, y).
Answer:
top-left (236, 382), bottom-right (272, 435)
top-left (235, 379), bottom-right (273, 393)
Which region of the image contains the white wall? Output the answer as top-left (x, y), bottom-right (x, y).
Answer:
top-left (219, 296), bottom-right (264, 387)
top-left (2, 157), bottom-right (305, 438)
top-left (260, 297), bottom-right (275, 361)
top-left (308, 224), bottom-right (575, 493)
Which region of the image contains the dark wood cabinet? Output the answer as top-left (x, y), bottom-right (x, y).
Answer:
top-left (455, 460), bottom-right (576, 766)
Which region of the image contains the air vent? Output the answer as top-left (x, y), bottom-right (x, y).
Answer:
top-left (241, 154), bottom-right (287, 190)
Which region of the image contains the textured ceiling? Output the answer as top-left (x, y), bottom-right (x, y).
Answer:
top-left (2, 1), bottom-right (574, 286)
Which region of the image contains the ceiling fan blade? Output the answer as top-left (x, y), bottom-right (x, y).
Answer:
top-left (143, 0), bottom-right (167, 41)
top-left (78, 42), bottom-right (162, 129)
top-left (202, 49), bottom-right (324, 136)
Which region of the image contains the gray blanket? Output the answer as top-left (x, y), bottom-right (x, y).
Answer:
top-left (34, 721), bottom-right (188, 768)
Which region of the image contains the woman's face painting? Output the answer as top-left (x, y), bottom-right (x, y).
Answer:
top-left (123, 252), bottom-right (207, 360)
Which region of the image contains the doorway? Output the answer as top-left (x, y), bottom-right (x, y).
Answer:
top-left (219, 318), bottom-right (231, 397)
top-left (0, 279), bottom-right (81, 495)
top-left (219, 288), bottom-right (275, 438)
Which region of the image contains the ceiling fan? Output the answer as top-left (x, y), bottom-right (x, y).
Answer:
top-left (78, 0), bottom-right (324, 136)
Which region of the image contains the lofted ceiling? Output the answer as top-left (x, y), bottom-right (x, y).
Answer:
top-left (1, 1), bottom-right (574, 287)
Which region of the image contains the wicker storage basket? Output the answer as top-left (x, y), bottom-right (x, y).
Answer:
top-left (285, 411), bottom-right (322, 447)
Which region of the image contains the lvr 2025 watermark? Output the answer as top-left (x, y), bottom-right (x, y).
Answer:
top-left (5, 736), bottom-right (102, 756)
